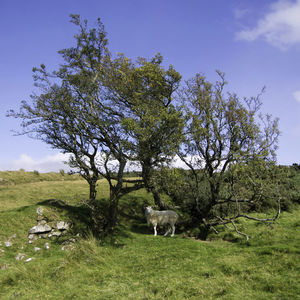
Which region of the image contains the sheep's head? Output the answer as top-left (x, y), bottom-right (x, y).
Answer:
top-left (145, 206), bottom-right (153, 215)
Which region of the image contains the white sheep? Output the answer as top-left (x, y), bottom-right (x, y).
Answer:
top-left (145, 206), bottom-right (179, 237)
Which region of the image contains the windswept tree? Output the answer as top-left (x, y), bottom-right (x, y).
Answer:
top-left (7, 15), bottom-right (143, 236)
top-left (107, 54), bottom-right (184, 208)
top-left (160, 71), bottom-right (281, 239)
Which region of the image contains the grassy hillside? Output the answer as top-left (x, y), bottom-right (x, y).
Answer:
top-left (0, 171), bottom-right (299, 299)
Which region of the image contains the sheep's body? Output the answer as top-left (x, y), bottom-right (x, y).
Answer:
top-left (145, 206), bottom-right (178, 237)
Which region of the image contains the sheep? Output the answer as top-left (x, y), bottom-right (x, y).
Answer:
top-left (145, 206), bottom-right (179, 237)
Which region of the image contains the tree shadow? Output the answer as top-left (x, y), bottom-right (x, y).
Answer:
top-left (37, 198), bottom-right (91, 235)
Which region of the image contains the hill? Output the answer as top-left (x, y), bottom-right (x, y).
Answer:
top-left (0, 171), bottom-right (299, 299)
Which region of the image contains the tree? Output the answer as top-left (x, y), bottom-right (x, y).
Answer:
top-left (7, 15), bottom-right (143, 236)
top-left (164, 71), bottom-right (281, 240)
top-left (107, 54), bottom-right (184, 209)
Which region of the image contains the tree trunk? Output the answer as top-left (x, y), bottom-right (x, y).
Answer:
top-left (88, 180), bottom-right (103, 238)
top-left (107, 190), bottom-right (119, 234)
top-left (151, 187), bottom-right (166, 210)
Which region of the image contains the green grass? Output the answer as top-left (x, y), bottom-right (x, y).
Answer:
top-left (0, 171), bottom-right (299, 299)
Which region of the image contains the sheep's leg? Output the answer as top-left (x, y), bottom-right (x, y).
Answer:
top-left (171, 225), bottom-right (175, 237)
top-left (164, 227), bottom-right (171, 236)
top-left (154, 225), bottom-right (157, 236)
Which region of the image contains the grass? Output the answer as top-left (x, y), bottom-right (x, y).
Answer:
top-left (0, 171), bottom-right (299, 299)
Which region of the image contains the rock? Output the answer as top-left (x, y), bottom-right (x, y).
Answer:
top-left (28, 240), bottom-right (33, 244)
top-left (4, 241), bottom-right (12, 247)
top-left (29, 224), bottom-right (52, 234)
top-left (36, 215), bottom-right (45, 222)
top-left (25, 258), bottom-right (34, 263)
top-left (28, 234), bottom-right (38, 241)
top-left (37, 220), bottom-right (47, 226)
top-left (39, 233), bottom-right (49, 239)
top-left (44, 243), bottom-right (50, 250)
top-left (57, 221), bottom-right (69, 231)
top-left (34, 247), bottom-right (41, 252)
top-left (51, 231), bottom-right (62, 237)
top-left (36, 206), bottom-right (44, 216)
top-left (15, 253), bottom-right (25, 260)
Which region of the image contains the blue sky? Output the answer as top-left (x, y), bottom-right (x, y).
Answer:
top-left (1, 0), bottom-right (300, 172)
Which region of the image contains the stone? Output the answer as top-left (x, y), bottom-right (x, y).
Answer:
top-left (39, 233), bottom-right (49, 239)
top-left (36, 215), bottom-right (45, 222)
top-left (29, 224), bottom-right (52, 234)
top-left (57, 221), bottom-right (69, 231)
top-left (36, 206), bottom-right (44, 216)
top-left (25, 258), bottom-right (34, 263)
top-left (4, 241), bottom-right (12, 247)
top-left (37, 220), bottom-right (47, 226)
top-left (15, 253), bottom-right (25, 260)
top-left (51, 231), bottom-right (62, 237)
top-left (44, 243), bottom-right (50, 250)
top-left (28, 234), bottom-right (38, 241)
top-left (34, 247), bottom-right (41, 252)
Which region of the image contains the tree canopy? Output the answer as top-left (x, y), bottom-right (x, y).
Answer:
top-left (8, 15), bottom-right (285, 239)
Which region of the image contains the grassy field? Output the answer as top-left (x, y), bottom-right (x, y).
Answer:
top-left (0, 171), bottom-right (299, 299)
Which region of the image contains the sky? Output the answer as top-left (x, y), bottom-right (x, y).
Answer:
top-left (0, 0), bottom-right (300, 172)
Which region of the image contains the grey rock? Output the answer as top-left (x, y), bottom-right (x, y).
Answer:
top-left (28, 234), bottom-right (38, 240)
top-left (39, 233), bottom-right (49, 239)
top-left (57, 221), bottom-right (69, 231)
top-left (15, 253), bottom-right (25, 260)
top-left (36, 206), bottom-right (44, 216)
top-left (4, 241), bottom-right (12, 247)
top-left (37, 220), bottom-right (47, 226)
top-left (29, 224), bottom-right (52, 234)
top-left (25, 258), bottom-right (34, 263)
top-left (34, 247), bottom-right (41, 252)
top-left (51, 231), bottom-right (62, 237)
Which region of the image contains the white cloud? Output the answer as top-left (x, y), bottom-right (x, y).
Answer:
top-left (236, 0), bottom-right (300, 50)
top-left (1, 153), bottom-right (71, 173)
top-left (293, 90), bottom-right (300, 102)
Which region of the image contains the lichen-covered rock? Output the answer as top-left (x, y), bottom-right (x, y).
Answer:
top-left (57, 221), bottom-right (69, 231)
top-left (29, 224), bottom-right (52, 234)
top-left (36, 206), bottom-right (44, 216)
top-left (50, 231), bottom-right (62, 237)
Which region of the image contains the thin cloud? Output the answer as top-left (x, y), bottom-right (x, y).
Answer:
top-left (293, 90), bottom-right (300, 102)
top-left (236, 0), bottom-right (300, 50)
top-left (0, 153), bottom-right (71, 172)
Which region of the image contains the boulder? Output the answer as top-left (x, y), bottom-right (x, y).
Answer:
top-left (57, 221), bottom-right (69, 231)
top-left (29, 224), bottom-right (52, 234)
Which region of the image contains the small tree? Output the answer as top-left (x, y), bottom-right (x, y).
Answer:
top-left (108, 54), bottom-right (184, 208)
top-left (168, 71), bottom-right (281, 239)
